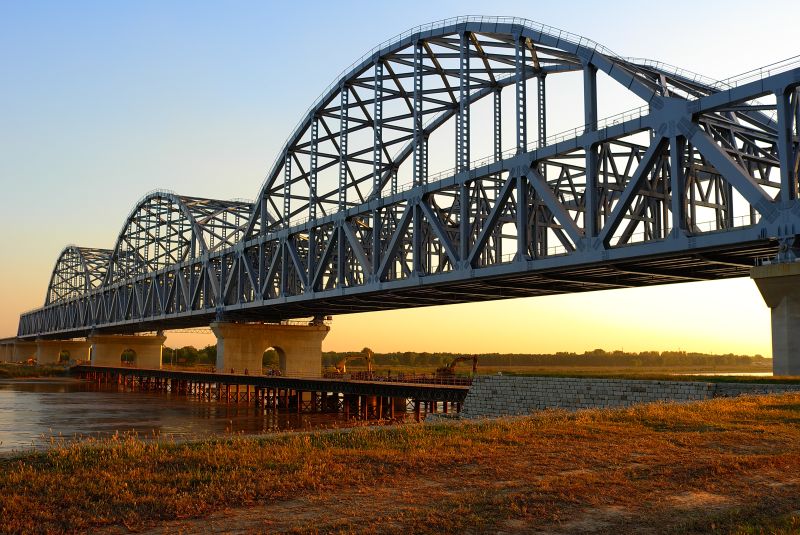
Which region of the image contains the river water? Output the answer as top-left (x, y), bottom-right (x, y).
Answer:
top-left (0, 378), bottom-right (351, 455)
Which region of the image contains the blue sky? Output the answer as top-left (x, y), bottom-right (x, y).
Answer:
top-left (1, 0), bottom-right (797, 353)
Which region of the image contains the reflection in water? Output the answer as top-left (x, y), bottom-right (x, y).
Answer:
top-left (0, 379), bottom-right (352, 454)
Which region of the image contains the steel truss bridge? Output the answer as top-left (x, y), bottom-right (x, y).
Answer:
top-left (18, 16), bottom-right (800, 339)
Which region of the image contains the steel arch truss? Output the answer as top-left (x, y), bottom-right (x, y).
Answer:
top-left (18, 17), bottom-right (800, 338)
top-left (45, 246), bottom-right (112, 305)
top-left (105, 192), bottom-right (253, 285)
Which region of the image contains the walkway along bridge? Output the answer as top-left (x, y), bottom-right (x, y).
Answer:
top-left (7, 16), bottom-right (800, 374)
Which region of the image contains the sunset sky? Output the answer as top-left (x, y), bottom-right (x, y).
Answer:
top-left (1, 0), bottom-right (796, 356)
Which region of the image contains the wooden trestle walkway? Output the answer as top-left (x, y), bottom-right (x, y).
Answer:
top-left (72, 365), bottom-right (470, 422)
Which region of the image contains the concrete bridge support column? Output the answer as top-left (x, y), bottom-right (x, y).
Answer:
top-left (211, 322), bottom-right (330, 377)
top-left (88, 334), bottom-right (166, 369)
top-left (35, 340), bottom-right (91, 365)
top-left (0, 342), bottom-right (13, 362)
top-left (752, 263), bottom-right (800, 375)
top-left (12, 341), bottom-right (37, 363)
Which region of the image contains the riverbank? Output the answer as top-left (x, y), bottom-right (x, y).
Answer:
top-left (1, 393), bottom-right (799, 533)
top-left (333, 363), bottom-right (779, 384)
top-left (0, 363), bottom-right (67, 379)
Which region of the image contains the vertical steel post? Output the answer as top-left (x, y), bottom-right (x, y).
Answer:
top-left (373, 60), bottom-right (383, 195)
top-left (537, 74), bottom-right (547, 143)
top-left (457, 32), bottom-right (470, 173)
top-left (492, 87), bottom-right (503, 260)
top-left (515, 35), bottom-right (527, 153)
top-left (337, 226), bottom-right (346, 287)
top-left (372, 60), bottom-right (383, 280)
top-left (338, 85), bottom-right (349, 211)
top-left (413, 40), bottom-right (426, 186)
top-left (459, 183), bottom-right (469, 264)
top-left (670, 136), bottom-right (687, 235)
top-left (516, 175), bottom-right (529, 260)
top-left (283, 153), bottom-right (292, 226)
top-left (583, 64), bottom-right (599, 238)
top-left (776, 89), bottom-right (796, 202)
top-left (583, 64), bottom-right (598, 131)
top-left (493, 89), bottom-right (502, 162)
top-left (584, 148), bottom-right (599, 238)
top-left (280, 240), bottom-right (288, 296)
top-left (308, 117), bottom-right (319, 286)
top-left (309, 117), bottom-right (319, 221)
top-left (413, 204), bottom-right (424, 275)
top-left (412, 41), bottom-right (425, 274)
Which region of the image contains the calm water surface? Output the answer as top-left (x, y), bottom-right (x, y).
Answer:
top-left (0, 378), bottom-right (350, 454)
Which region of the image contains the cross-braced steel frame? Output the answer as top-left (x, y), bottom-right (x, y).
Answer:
top-left (18, 16), bottom-right (800, 339)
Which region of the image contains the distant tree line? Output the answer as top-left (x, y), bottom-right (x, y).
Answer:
top-left (162, 345), bottom-right (216, 366)
top-left (321, 349), bottom-right (767, 368)
top-left (159, 346), bottom-right (767, 369)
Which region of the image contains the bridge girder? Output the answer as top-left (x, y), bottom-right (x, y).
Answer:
top-left (18, 16), bottom-right (800, 339)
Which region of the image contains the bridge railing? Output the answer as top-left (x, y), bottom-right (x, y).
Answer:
top-left (83, 364), bottom-right (473, 386)
top-left (324, 370), bottom-right (473, 386)
top-left (627, 54), bottom-right (800, 92)
top-left (721, 55), bottom-right (800, 88)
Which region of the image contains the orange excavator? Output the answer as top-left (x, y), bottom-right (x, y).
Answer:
top-left (435, 355), bottom-right (478, 377)
top-left (334, 347), bottom-right (374, 374)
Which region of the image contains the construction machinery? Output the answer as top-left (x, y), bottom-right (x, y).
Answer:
top-left (435, 355), bottom-right (478, 377)
top-left (334, 347), bottom-right (374, 374)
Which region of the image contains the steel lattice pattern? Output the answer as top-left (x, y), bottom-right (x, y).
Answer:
top-left (19, 16), bottom-right (800, 338)
top-left (46, 247), bottom-right (112, 305)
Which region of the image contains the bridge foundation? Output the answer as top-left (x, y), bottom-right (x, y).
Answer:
top-left (88, 334), bottom-right (166, 369)
top-left (211, 322), bottom-right (330, 377)
top-left (752, 263), bottom-right (800, 375)
top-left (35, 339), bottom-right (91, 365)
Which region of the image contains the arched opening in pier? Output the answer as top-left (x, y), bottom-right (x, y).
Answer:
top-left (58, 350), bottom-right (70, 364)
top-left (121, 348), bottom-right (136, 366)
top-left (263, 346), bottom-right (286, 376)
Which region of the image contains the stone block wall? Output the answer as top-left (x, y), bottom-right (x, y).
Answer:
top-left (459, 375), bottom-right (800, 419)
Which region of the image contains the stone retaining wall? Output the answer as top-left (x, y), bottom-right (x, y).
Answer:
top-left (459, 375), bottom-right (800, 419)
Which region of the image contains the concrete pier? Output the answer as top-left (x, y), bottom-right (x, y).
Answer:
top-left (752, 262), bottom-right (800, 375)
top-left (0, 339), bottom-right (37, 363)
top-left (211, 322), bottom-right (330, 377)
top-left (89, 334), bottom-right (166, 369)
top-left (35, 339), bottom-right (91, 364)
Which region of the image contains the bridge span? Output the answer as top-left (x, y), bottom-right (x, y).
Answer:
top-left (7, 16), bottom-right (800, 374)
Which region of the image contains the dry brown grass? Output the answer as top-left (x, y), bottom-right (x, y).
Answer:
top-left (2, 394), bottom-right (800, 534)
top-left (0, 364), bottom-right (67, 379)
